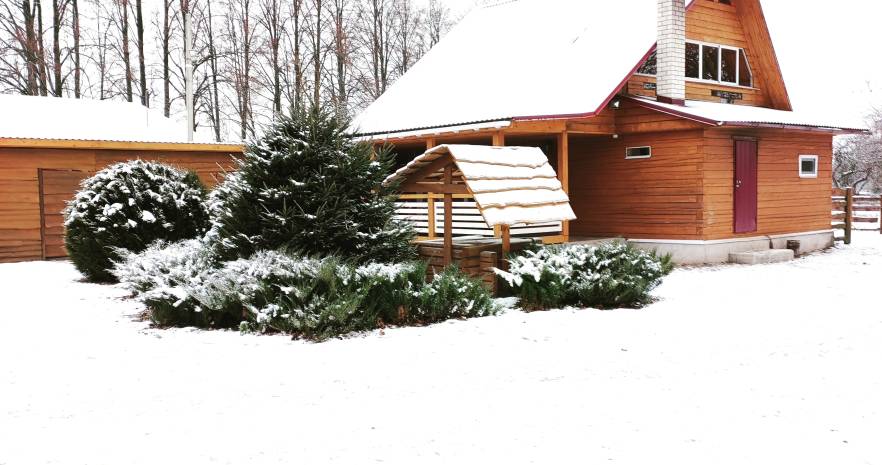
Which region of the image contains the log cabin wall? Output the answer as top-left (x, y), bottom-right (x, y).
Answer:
top-left (627, 0), bottom-right (773, 107)
top-left (702, 128), bottom-right (834, 240)
top-left (568, 129), bottom-right (706, 240)
top-left (0, 147), bottom-right (238, 263)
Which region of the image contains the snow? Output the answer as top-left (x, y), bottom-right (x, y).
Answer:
top-left (387, 144), bottom-right (577, 226)
top-left (628, 96), bottom-right (867, 132)
top-left (351, 0), bottom-right (663, 135)
top-left (0, 94), bottom-right (228, 144)
top-left (2, 233), bottom-right (882, 464)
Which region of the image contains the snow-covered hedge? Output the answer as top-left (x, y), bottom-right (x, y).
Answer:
top-left (114, 242), bottom-right (498, 340)
top-left (495, 242), bottom-right (674, 310)
top-left (65, 160), bottom-right (209, 282)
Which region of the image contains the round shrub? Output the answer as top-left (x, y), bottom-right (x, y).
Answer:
top-left (65, 160), bottom-right (210, 282)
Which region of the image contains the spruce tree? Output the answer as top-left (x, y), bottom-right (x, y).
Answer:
top-left (206, 109), bottom-right (415, 263)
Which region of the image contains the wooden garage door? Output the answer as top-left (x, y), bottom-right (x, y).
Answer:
top-left (39, 169), bottom-right (88, 258)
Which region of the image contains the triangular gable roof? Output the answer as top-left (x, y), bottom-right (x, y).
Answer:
top-left (386, 145), bottom-right (576, 226)
top-left (354, 0), bottom-right (668, 137)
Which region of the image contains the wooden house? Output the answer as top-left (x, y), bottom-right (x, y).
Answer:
top-left (353, 0), bottom-right (866, 263)
top-left (0, 95), bottom-right (242, 263)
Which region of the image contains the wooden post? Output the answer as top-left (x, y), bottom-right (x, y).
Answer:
top-left (443, 165), bottom-right (454, 267)
top-left (879, 194), bottom-right (882, 235)
top-left (426, 138), bottom-right (436, 151)
top-left (492, 131), bottom-right (505, 239)
top-left (845, 187), bottom-right (854, 245)
top-left (501, 225), bottom-right (511, 254)
top-left (427, 194), bottom-right (436, 239)
top-left (557, 131), bottom-right (570, 241)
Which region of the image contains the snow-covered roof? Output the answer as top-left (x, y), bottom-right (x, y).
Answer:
top-left (0, 94), bottom-right (238, 146)
top-left (353, 0), bottom-right (666, 137)
top-left (386, 144), bottom-right (576, 226)
top-left (627, 97), bottom-right (868, 132)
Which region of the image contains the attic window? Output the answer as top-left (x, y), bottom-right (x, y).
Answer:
top-left (637, 41), bottom-right (753, 87)
top-left (626, 146), bottom-right (652, 159)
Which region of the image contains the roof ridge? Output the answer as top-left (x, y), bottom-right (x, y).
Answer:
top-left (478, 0), bottom-right (519, 9)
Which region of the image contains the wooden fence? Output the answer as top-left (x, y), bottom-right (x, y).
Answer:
top-left (395, 193), bottom-right (563, 240)
top-left (833, 188), bottom-right (882, 244)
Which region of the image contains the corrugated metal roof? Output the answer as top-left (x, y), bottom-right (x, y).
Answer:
top-left (627, 97), bottom-right (868, 133)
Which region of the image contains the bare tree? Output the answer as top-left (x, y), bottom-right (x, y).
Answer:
top-left (257, 0), bottom-right (284, 115)
top-left (306, 0), bottom-right (324, 108)
top-left (226, 0), bottom-right (256, 139)
top-left (424, 0), bottom-right (450, 47)
top-left (835, 109), bottom-right (882, 193)
top-left (134, 0), bottom-right (147, 105)
top-left (205, 0), bottom-right (223, 140)
top-left (72, 0), bottom-right (81, 97)
top-left (327, 0), bottom-right (352, 115)
top-left (392, 0), bottom-right (422, 77)
top-left (51, 0), bottom-right (69, 96)
top-left (0, 0), bottom-right (42, 94)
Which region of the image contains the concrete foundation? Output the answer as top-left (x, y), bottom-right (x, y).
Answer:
top-left (729, 249), bottom-right (795, 265)
top-left (627, 230), bottom-right (834, 265)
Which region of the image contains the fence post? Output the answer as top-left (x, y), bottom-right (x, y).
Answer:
top-left (845, 188), bottom-right (854, 245)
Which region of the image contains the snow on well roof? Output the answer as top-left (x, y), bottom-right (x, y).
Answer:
top-left (0, 94), bottom-right (235, 145)
top-left (352, 0), bottom-right (666, 137)
top-left (626, 97), bottom-right (868, 132)
top-left (386, 144), bottom-right (577, 226)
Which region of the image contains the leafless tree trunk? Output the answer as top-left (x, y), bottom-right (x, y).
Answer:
top-left (329, 0), bottom-right (351, 116)
top-left (227, 0), bottom-right (255, 139)
top-left (160, 0), bottom-right (172, 115)
top-left (72, 0), bottom-right (81, 97)
top-left (289, 0), bottom-right (304, 112)
top-left (116, 0), bottom-right (133, 102)
top-left (308, 0), bottom-right (324, 108)
top-left (134, 0), bottom-right (147, 105)
top-left (206, 0), bottom-right (222, 140)
top-left (393, 0), bottom-right (421, 77)
top-left (36, 0), bottom-right (48, 95)
top-left (52, 0), bottom-right (67, 96)
top-left (258, 0), bottom-right (284, 115)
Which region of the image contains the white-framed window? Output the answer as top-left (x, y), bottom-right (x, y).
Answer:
top-left (636, 40), bottom-right (754, 88)
top-left (626, 146), bottom-right (652, 159)
top-left (799, 155), bottom-right (819, 178)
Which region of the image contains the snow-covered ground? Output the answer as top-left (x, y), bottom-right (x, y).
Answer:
top-left (2, 233), bottom-right (881, 465)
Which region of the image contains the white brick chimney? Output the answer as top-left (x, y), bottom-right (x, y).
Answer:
top-left (656, 0), bottom-right (686, 105)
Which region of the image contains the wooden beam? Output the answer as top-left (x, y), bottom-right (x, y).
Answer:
top-left (443, 165), bottom-right (454, 267)
top-left (492, 132), bottom-right (505, 239)
top-left (492, 131), bottom-right (505, 147)
top-left (427, 195), bottom-right (436, 239)
top-left (557, 131), bottom-right (570, 240)
top-left (426, 138), bottom-right (437, 150)
top-left (398, 182), bottom-right (469, 195)
top-left (399, 154), bottom-right (453, 185)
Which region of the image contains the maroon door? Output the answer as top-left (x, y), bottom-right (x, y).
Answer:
top-left (734, 139), bottom-right (758, 233)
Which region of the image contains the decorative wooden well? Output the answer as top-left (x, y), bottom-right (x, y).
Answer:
top-left (385, 144), bottom-right (576, 291)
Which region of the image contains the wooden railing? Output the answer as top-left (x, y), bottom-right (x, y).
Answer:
top-left (395, 193), bottom-right (563, 240)
top-left (833, 188), bottom-right (882, 244)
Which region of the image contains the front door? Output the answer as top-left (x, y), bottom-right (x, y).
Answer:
top-left (734, 139), bottom-right (758, 233)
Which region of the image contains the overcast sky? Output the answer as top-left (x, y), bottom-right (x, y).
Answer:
top-left (436, 0), bottom-right (882, 127)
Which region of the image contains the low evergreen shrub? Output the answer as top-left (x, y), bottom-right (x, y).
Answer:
top-left (115, 244), bottom-right (496, 340)
top-left (65, 160), bottom-right (209, 282)
top-left (495, 242), bottom-right (674, 310)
